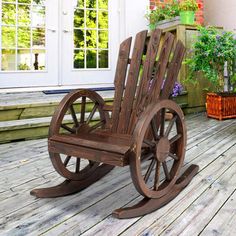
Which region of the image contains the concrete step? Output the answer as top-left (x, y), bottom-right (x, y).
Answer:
top-left (0, 90), bottom-right (188, 143)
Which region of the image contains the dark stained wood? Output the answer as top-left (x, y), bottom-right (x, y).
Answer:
top-left (49, 132), bottom-right (131, 155)
top-left (49, 140), bottom-right (129, 167)
top-left (150, 32), bottom-right (175, 104)
top-left (31, 29), bottom-right (199, 219)
top-left (161, 40), bottom-right (186, 99)
top-left (117, 30), bottom-right (148, 134)
top-left (111, 37), bottom-right (132, 133)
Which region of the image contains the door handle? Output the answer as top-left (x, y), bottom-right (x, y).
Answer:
top-left (63, 30), bottom-right (71, 33)
top-left (47, 28), bottom-right (56, 33)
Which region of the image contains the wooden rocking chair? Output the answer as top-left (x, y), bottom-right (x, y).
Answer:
top-left (31, 29), bottom-right (199, 219)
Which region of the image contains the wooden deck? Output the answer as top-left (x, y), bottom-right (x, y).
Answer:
top-left (0, 113), bottom-right (236, 236)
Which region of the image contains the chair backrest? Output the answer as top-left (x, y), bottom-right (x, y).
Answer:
top-left (111, 29), bottom-right (186, 134)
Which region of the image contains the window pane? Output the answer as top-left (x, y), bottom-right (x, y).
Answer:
top-left (2, 26), bottom-right (16, 48)
top-left (18, 0), bottom-right (31, 4)
top-left (86, 10), bottom-right (96, 29)
top-left (18, 4), bottom-right (31, 26)
top-left (32, 6), bottom-right (45, 27)
top-left (32, 28), bottom-right (45, 48)
top-left (98, 30), bottom-right (108, 49)
top-left (1, 49), bottom-right (16, 71)
top-left (98, 0), bottom-right (108, 9)
top-left (98, 11), bottom-right (108, 29)
top-left (86, 50), bottom-right (97, 68)
top-left (2, 4), bottom-right (16, 25)
top-left (77, 0), bottom-right (84, 8)
top-left (86, 30), bottom-right (97, 48)
top-left (74, 50), bottom-right (85, 69)
top-left (17, 49), bottom-right (31, 70)
top-left (33, 49), bottom-right (46, 70)
top-left (18, 27), bottom-right (31, 48)
top-left (86, 0), bottom-right (96, 8)
top-left (74, 29), bottom-right (84, 48)
top-left (99, 50), bottom-right (108, 68)
top-left (32, 0), bottom-right (45, 5)
top-left (74, 9), bottom-right (84, 28)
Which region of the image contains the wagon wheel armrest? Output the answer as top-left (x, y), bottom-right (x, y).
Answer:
top-left (130, 99), bottom-right (177, 151)
top-left (130, 103), bottom-right (156, 151)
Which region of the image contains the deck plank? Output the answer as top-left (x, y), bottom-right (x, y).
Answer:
top-left (201, 189), bottom-right (236, 236)
top-left (0, 114), bottom-right (236, 236)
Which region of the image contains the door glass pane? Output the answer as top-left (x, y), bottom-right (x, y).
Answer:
top-left (2, 4), bottom-right (16, 25)
top-left (18, 27), bottom-right (31, 48)
top-left (17, 49), bottom-right (31, 70)
top-left (1, 49), bottom-right (16, 71)
top-left (73, 0), bottom-right (109, 69)
top-left (18, 5), bottom-right (31, 26)
top-left (0, 1), bottom-right (46, 71)
top-left (33, 49), bottom-right (46, 70)
top-left (99, 50), bottom-right (108, 68)
top-left (86, 50), bottom-right (97, 68)
top-left (74, 50), bottom-right (85, 68)
top-left (2, 26), bottom-right (16, 48)
top-left (32, 28), bottom-right (45, 48)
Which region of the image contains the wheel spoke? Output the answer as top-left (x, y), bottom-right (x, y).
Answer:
top-left (144, 158), bottom-right (156, 183)
top-left (169, 134), bottom-right (182, 144)
top-left (88, 120), bottom-right (105, 132)
top-left (169, 152), bottom-right (179, 160)
top-left (86, 103), bottom-right (98, 124)
top-left (154, 161), bottom-right (161, 190)
top-left (164, 115), bottom-right (177, 137)
top-left (151, 115), bottom-right (160, 141)
top-left (160, 108), bottom-right (166, 137)
top-left (80, 96), bottom-right (86, 123)
top-left (70, 105), bottom-right (79, 127)
top-left (61, 124), bottom-right (75, 133)
top-left (75, 158), bottom-right (80, 173)
top-left (64, 156), bottom-right (71, 167)
top-left (162, 161), bottom-right (171, 181)
top-left (141, 152), bottom-right (154, 162)
top-left (143, 139), bottom-right (156, 148)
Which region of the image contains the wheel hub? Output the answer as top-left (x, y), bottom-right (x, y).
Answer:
top-left (155, 137), bottom-right (170, 162)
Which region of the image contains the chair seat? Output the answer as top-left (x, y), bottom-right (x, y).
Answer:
top-left (48, 131), bottom-right (132, 167)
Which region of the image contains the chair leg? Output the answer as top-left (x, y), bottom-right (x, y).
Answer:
top-left (30, 165), bottom-right (114, 198)
top-left (113, 164), bottom-right (199, 219)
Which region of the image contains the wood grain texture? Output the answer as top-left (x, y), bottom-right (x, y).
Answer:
top-left (1, 115), bottom-right (236, 235)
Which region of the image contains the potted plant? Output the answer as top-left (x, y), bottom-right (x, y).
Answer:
top-left (146, 0), bottom-right (180, 31)
top-left (186, 26), bottom-right (236, 120)
top-left (179, 0), bottom-right (198, 25)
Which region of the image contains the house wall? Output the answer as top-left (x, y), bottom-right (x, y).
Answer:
top-left (149, 0), bottom-right (204, 25)
top-left (204, 0), bottom-right (236, 32)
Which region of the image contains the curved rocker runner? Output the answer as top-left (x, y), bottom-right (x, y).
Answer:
top-left (30, 29), bottom-right (199, 219)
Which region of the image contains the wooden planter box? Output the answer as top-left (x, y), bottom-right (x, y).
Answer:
top-left (206, 92), bottom-right (236, 120)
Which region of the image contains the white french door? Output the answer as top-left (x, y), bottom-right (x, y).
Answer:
top-left (0, 0), bottom-right (120, 89)
top-left (60, 0), bottom-right (119, 87)
top-left (0, 0), bottom-right (59, 88)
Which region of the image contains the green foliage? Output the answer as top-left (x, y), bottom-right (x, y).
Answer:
top-left (179, 0), bottom-right (198, 12)
top-left (185, 26), bottom-right (236, 92)
top-left (146, 0), bottom-right (180, 30)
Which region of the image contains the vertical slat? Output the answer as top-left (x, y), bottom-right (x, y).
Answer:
top-left (117, 30), bottom-right (148, 134)
top-left (134, 28), bottom-right (162, 115)
top-left (161, 40), bottom-right (186, 99)
top-left (128, 29), bottom-right (162, 134)
top-left (111, 37), bottom-right (132, 133)
top-left (149, 32), bottom-right (175, 104)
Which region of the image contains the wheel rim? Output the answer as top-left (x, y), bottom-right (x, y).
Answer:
top-left (130, 100), bottom-right (186, 198)
top-left (48, 89), bottom-right (108, 180)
